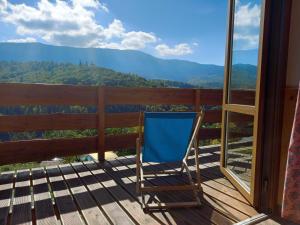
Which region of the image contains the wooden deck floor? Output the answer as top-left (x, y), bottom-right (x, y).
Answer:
top-left (0, 146), bottom-right (260, 225)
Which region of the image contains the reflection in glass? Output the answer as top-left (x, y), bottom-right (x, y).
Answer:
top-left (225, 112), bottom-right (253, 189)
top-left (229, 0), bottom-right (262, 105)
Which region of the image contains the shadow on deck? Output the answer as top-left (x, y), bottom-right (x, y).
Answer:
top-left (0, 145), bottom-right (260, 225)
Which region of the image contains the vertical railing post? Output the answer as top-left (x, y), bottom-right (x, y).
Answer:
top-left (97, 86), bottom-right (105, 161)
top-left (194, 89), bottom-right (201, 146)
top-left (194, 89), bottom-right (200, 112)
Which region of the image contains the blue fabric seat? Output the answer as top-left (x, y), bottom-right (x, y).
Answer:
top-left (142, 112), bottom-right (197, 163)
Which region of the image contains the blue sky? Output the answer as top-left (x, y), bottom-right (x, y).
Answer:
top-left (0, 0), bottom-right (260, 65)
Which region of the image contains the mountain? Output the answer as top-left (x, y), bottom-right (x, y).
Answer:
top-left (0, 61), bottom-right (195, 88)
top-left (231, 64), bottom-right (257, 89)
top-left (0, 42), bottom-right (257, 88)
top-left (232, 49), bottom-right (258, 65)
top-left (0, 42), bottom-right (224, 82)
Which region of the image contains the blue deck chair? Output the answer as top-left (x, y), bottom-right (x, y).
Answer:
top-left (136, 110), bottom-right (205, 210)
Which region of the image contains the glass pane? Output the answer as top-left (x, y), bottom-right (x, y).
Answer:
top-left (229, 0), bottom-right (262, 105)
top-left (225, 112), bottom-right (253, 189)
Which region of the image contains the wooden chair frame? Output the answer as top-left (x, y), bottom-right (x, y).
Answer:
top-left (136, 110), bottom-right (205, 210)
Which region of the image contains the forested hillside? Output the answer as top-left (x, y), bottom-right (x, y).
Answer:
top-left (0, 61), bottom-right (194, 88)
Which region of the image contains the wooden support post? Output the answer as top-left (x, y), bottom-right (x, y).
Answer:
top-left (194, 89), bottom-right (200, 112)
top-left (97, 86), bottom-right (105, 161)
top-left (194, 89), bottom-right (201, 146)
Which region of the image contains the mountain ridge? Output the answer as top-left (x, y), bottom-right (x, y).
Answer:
top-left (0, 42), bottom-right (257, 88)
top-left (0, 42), bottom-right (224, 82)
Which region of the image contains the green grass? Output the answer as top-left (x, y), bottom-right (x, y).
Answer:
top-left (0, 162), bottom-right (40, 173)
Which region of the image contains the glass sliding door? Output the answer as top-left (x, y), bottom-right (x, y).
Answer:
top-left (221, 0), bottom-right (266, 204)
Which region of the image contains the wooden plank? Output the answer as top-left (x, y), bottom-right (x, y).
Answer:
top-left (204, 110), bottom-right (252, 124)
top-left (199, 128), bottom-right (221, 140)
top-left (106, 158), bottom-right (214, 225)
top-left (105, 87), bottom-right (195, 105)
top-left (97, 87), bottom-right (105, 161)
top-left (125, 154), bottom-right (254, 219)
top-left (127, 156), bottom-right (257, 218)
top-left (186, 145), bottom-right (253, 201)
top-left (0, 83), bottom-right (97, 106)
top-left (98, 161), bottom-right (189, 225)
top-left (105, 112), bottom-right (140, 128)
top-left (188, 163), bottom-right (251, 204)
top-left (105, 133), bottom-right (138, 150)
top-left (0, 137), bottom-right (97, 165)
top-left (0, 111), bottom-right (248, 133)
top-left (72, 162), bottom-right (137, 225)
top-left (119, 156), bottom-right (244, 224)
top-left (204, 110), bottom-right (222, 123)
top-left (230, 90), bottom-right (256, 106)
top-left (234, 213), bottom-right (268, 225)
top-left (194, 89), bottom-right (201, 111)
top-left (0, 171), bottom-right (14, 225)
top-left (59, 164), bottom-right (110, 225)
top-left (199, 89), bottom-right (223, 105)
top-left (31, 168), bottom-right (58, 225)
top-left (46, 166), bottom-right (84, 225)
top-left (105, 88), bottom-right (255, 106)
top-left (141, 184), bottom-right (198, 192)
top-left (85, 162), bottom-right (164, 225)
top-left (0, 84), bottom-right (255, 107)
top-left (11, 170), bottom-right (32, 225)
top-left (0, 113), bottom-right (97, 132)
top-left (83, 161), bottom-right (163, 225)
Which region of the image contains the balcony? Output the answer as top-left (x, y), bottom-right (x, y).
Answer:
top-left (1, 147), bottom-right (260, 225)
top-left (0, 83), bottom-right (263, 225)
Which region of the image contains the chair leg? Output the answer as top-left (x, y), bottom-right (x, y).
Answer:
top-left (136, 158), bottom-right (141, 194)
top-left (194, 147), bottom-right (202, 192)
top-left (182, 162), bottom-right (201, 206)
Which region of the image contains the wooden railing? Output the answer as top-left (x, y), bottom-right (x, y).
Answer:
top-left (0, 83), bottom-right (255, 165)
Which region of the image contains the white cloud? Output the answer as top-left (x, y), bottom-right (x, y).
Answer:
top-left (103, 19), bottom-right (125, 39)
top-left (72, 0), bottom-right (108, 12)
top-left (233, 2), bottom-right (261, 50)
top-left (235, 3), bottom-right (261, 27)
top-left (95, 31), bottom-right (157, 50)
top-left (1, 0), bottom-right (157, 50)
top-left (0, 0), bottom-right (6, 12)
top-left (233, 33), bottom-right (259, 49)
top-left (121, 31), bottom-right (157, 50)
top-left (6, 37), bottom-right (37, 43)
top-left (155, 43), bottom-right (192, 56)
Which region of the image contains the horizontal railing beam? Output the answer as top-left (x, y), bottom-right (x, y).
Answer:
top-left (0, 136), bottom-right (97, 165)
top-left (0, 83), bottom-right (98, 106)
top-left (0, 113), bottom-right (97, 132)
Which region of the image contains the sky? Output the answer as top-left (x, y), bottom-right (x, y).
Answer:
top-left (0, 0), bottom-right (261, 65)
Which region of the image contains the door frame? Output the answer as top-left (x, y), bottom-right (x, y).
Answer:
top-left (258, 0), bottom-right (292, 213)
top-left (220, 0), bottom-right (267, 205)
